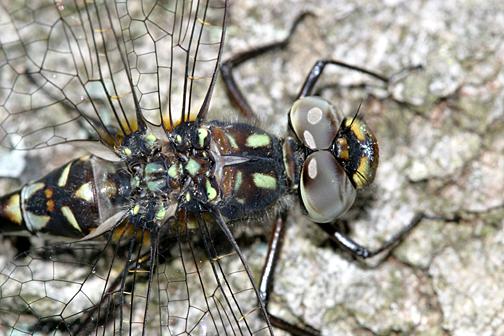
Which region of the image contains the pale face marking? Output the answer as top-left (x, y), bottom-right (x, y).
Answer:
top-left (307, 107), bottom-right (323, 125)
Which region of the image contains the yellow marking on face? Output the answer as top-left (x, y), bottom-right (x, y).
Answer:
top-left (252, 173), bottom-right (277, 190)
top-left (246, 134), bottom-right (271, 148)
top-left (58, 163), bottom-right (72, 187)
top-left (61, 206), bottom-right (81, 232)
top-left (346, 119), bottom-right (366, 142)
top-left (75, 182), bottom-right (95, 203)
top-left (132, 204), bottom-right (140, 215)
top-left (4, 194), bottom-right (22, 225)
top-left (353, 157), bottom-right (370, 189)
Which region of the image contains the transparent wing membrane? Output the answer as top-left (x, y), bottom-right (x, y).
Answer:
top-left (0, 0), bottom-right (227, 150)
top-left (0, 0), bottom-right (272, 334)
top-left (0, 213), bottom-right (272, 335)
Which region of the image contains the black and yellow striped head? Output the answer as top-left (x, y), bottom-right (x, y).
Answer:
top-left (333, 116), bottom-right (379, 189)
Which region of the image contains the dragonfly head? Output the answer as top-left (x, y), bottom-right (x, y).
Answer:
top-left (287, 96), bottom-right (379, 223)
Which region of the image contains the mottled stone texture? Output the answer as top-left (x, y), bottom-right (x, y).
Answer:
top-left (0, 1), bottom-right (503, 335)
top-left (213, 0), bottom-right (504, 335)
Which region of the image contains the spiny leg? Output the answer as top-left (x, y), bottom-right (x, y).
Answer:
top-left (298, 59), bottom-right (423, 108)
top-left (316, 213), bottom-right (460, 260)
top-left (297, 59), bottom-right (390, 98)
top-left (220, 12), bottom-right (314, 122)
top-left (260, 212), bottom-right (320, 336)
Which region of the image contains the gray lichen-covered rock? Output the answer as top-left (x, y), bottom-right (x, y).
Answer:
top-left (0, 1), bottom-right (503, 335)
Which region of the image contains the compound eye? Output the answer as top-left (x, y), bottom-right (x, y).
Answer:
top-left (289, 96), bottom-right (341, 150)
top-left (300, 151), bottom-right (356, 223)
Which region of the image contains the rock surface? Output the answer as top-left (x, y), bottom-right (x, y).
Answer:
top-left (0, 1), bottom-right (503, 335)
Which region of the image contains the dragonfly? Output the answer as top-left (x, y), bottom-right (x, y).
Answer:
top-left (0, 1), bottom-right (434, 335)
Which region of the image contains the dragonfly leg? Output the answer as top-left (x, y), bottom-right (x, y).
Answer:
top-left (260, 211), bottom-right (321, 336)
top-left (316, 213), bottom-right (459, 259)
top-left (220, 12), bottom-right (314, 122)
top-left (297, 59), bottom-right (423, 101)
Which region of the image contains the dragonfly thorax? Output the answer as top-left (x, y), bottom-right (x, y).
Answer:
top-left (117, 126), bottom-right (219, 228)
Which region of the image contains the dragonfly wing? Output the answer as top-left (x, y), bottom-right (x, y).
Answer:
top-left (0, 212), bottom-right (273, 335)
top-left (0, 0), bottom-right (227, 151)
top-left (150, 211), bottom-right (274, 335)
top-left (117, 0), bottom-right (228, 129)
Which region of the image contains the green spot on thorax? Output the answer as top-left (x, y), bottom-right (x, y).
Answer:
top-left (246, 133), bottom-right (271, 148)
top-left (147, 179), bottom-right (166, 192)
top-left (145, 162), bottom-right (164, 176)
top-left (252, 173), bottom-right (277, 190)
top-left (131, 176), bottom-right (140, 189)
top-left (144, 133), bottom-right (157, 145)
top-left (234, 171), bottom-right (243, 191)
top-left (205, 179), bottom-right (217, 201)
top-left (155, 207), bottom-right (166, 221)
top-left (198, 128), bottom-right (208, 148)
top-left (226, 134), bottom-right (239, 149)
top-left (122, 147), bottom-right (132, 156)
top-left (185, 159), bottom-right (201, 177)
top-left (168, 164), bottom-right (180, 178)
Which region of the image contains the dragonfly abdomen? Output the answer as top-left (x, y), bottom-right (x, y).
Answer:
top-left (0, 156), bottom-right (129, 237)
